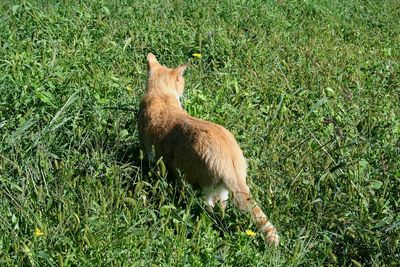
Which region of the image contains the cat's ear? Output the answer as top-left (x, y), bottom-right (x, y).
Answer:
top-left (174, 64), bottom-right (188, 81)
top-left (147, 53), bottom-right (159, 69)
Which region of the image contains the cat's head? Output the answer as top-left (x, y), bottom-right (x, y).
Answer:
top-left (146, 53), bottom-right (188, 98)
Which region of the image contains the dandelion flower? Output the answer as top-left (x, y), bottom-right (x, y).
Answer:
top-left (245, 229), bottom-right (256, 237)
top-left (192, 53), bottom-right (202, 59)
top-left (34, 227), bottom-right (44, 237)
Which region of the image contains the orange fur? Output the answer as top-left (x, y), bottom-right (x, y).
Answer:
top-left (137, 53), bottom-right (279, 246)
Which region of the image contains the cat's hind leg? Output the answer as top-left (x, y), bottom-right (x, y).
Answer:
top-left (203, 184), bottom-right (229, 211)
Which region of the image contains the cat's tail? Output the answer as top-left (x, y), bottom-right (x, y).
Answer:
top-left (216, 131), bottom-right (279, 246)
top-left (227, 177), bottom-right (280, 246)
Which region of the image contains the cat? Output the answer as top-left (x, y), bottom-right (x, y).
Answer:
top-left (137, 53), bottom-right (279, 246)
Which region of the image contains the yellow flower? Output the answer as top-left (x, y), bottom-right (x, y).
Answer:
top-left (192, 53), bottom-right (202, 59)
top-left (245, 229), bottom-right (256, 237)
top-left (34, 227), bottom-right (44, 237)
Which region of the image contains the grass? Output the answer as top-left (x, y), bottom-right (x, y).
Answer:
top-left (0, 0), bottom-right (399, 265)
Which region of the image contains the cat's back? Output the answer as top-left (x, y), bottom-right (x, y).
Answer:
top-left (139, 93), bottom-right (246, 185)
top-left (139, 93), bottom-right (241, 152)
top-left (171, 116), bottom-right (247, 186)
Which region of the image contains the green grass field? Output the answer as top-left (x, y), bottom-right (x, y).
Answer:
top-left (1, 0), bottom-right (399, 265)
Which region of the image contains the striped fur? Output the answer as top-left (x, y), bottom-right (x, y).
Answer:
top-left (137, 53), bottom-right (279, 246)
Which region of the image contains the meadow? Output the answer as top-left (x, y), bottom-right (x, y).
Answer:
top-left (0, 0), bottom-right (399, 266)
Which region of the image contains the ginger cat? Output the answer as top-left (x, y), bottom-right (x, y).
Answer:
top-left (137, 53), bottom-right (279, 246)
